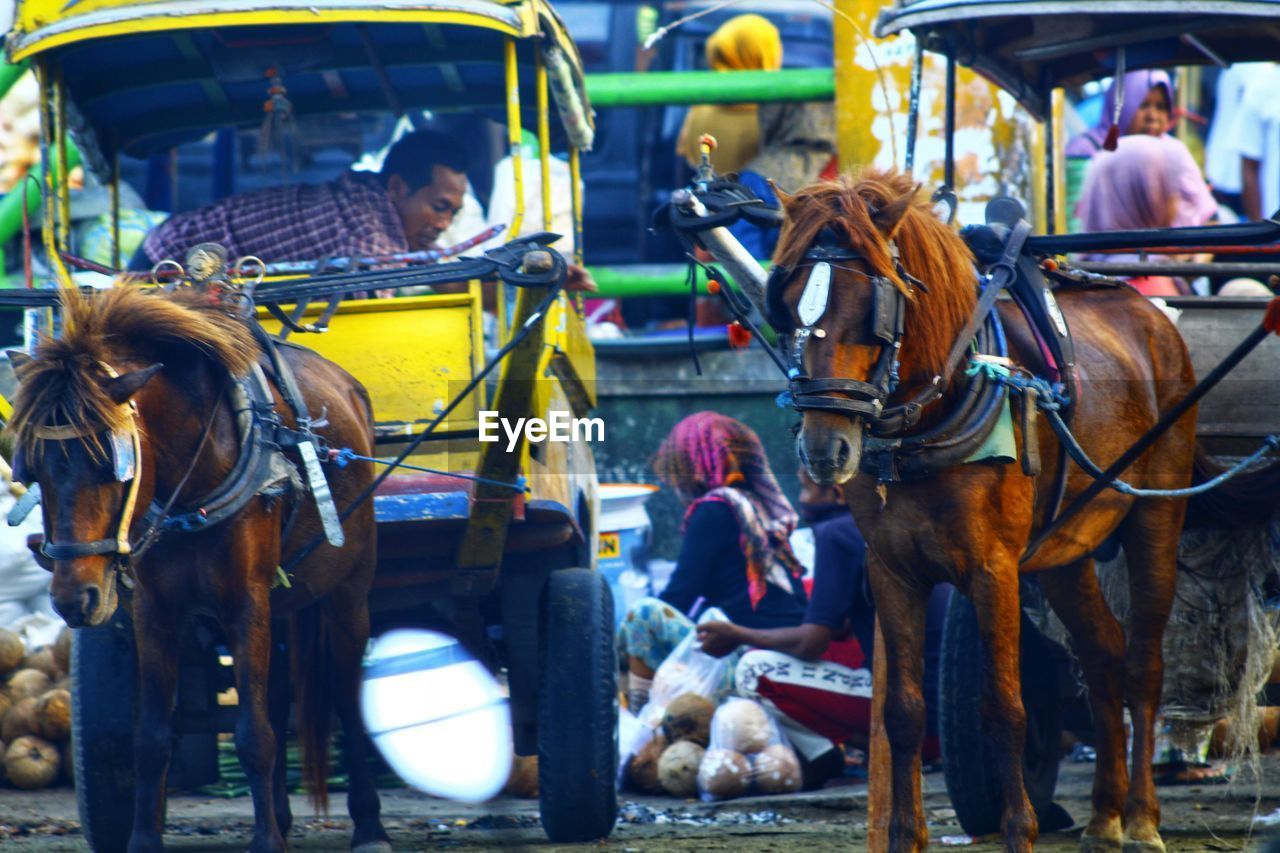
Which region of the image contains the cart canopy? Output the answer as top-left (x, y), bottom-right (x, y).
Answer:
top-left (4, 0), bottom-right (592, 161)
top-left (875, 0), bottom-right (1280, 119)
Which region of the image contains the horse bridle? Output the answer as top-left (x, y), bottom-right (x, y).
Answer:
top-left (767, 228), bottom-right (908, 423)
top-left (14, 363), bottom-right (144, 565)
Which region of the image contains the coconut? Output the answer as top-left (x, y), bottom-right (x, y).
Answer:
top-left (0, 689), bottom-right (11, 722)
top-left (661, 693), bottom-right (715, 747)
top-left (0, 630), bottom-right (23, 675)
top-left (697, 747), bottom-right (751, 800)
top-left (52, 629), bottom-right (71, 677)
top-left (657, 740), bottom-right (705, 797)
top-left (6, 668), bottom-right (51, 702)
top-left (625, 732), bottom-right (668, 794)
top-left (504, 754), bottom-right (538, 798)
top-left (22, 648), bottom-right (60, 681)
top-left (2, 697), bottom-right (39, 742)
top-left (5, 735), bottom-right (60, 789)
top-left (36, 689), bottom-right (71, 743)
top-left (713, 699), bottom-right (772, 754)
top-left (751, 743), bottom-right (802, 794)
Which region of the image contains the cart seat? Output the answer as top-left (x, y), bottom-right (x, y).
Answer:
top-left (373, 470), bottom-right (525, 524)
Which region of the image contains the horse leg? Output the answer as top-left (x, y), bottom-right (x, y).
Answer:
top-left (866, 559), bottom-right (929, 853)
top-left (223, 586), bottom-right (285, 853)
top-left (968, 554), bottom-right (1037, 852)
top-left (326, 588), bottom-right (391, 852)
top-left (1039, 559), bottom-right (1128, 850)
top-left (1117, 500), bottom-right (1182, 852)
top-left (129, 593), bottom-right (181, 853)
top-left (268, 622), bottom-right (293, 839)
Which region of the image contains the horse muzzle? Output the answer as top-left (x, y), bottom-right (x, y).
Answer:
top-left (797, 414), bottom-right (864, 485)
top-left (50, 560), bottom-right (119, 628)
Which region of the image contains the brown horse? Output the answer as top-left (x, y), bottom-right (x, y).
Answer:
top-left (769, 171), bottom-right (1196, 852)
top-left (8, 286), bottom-right (387, 853)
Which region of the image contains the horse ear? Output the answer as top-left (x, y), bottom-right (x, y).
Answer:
top-left (6, 350), bottom-right (31, 373)
top-left (871, 193), bottom-right (915, 239)
top-left (105, 363), bottom-right (164, 404)
top-left (767, 179), bottom-right (793, 206)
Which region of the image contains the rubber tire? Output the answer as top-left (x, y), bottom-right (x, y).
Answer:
top-left (939, 591), bottom-right (1064, 837)
top-left (538, 568), bottom-right (618, 842)
top-left (71, 607), bottom-right (138, 852)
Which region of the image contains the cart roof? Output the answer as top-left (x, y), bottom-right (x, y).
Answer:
top-left (875, 0), bottom-right (1280, 119)
top-left (4, 0), bottom-right (591, 161)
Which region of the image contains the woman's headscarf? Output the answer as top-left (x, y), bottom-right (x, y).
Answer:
top-left (744, 101), bottom-right (837, 193)
top-left (1066, 70), bottom-right (1173, 157)
top-left (705, 14), bottom-right (783, 73)
top-left (652, 412), bottom-right (802, 609)
top-left (1079, 134), bottom-right (1181, 233)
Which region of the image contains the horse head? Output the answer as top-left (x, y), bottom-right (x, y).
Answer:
top-left (768, 171), bottom-right (976, 484)
top-left (9, 351), bottom-right (162, 626)
top-left (6, 286), bottom-right (258, 628)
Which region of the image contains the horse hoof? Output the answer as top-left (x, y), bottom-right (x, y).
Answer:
top-left (352, 842), bottom-right (393, 853)
top-left (1079, 835), bottom-right (1123, 853)
top-left (1121, 839), bottom-right (1166, 853)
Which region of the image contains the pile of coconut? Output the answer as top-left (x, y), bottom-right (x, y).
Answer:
top-left (0, 626), bottom-right (73, 790)
top-left (624, 694), bottom-right (801, 800)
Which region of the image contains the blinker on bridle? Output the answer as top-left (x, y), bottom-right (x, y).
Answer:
top-left (13, 361), bottom-right (144, 565)
top-left (770, 228), bottom-right (907, 421)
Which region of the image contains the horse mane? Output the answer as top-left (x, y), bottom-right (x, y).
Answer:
top-left (774, 170), bottom-right (977, 380)
top-left (9, 286), bottom-right (260, 454)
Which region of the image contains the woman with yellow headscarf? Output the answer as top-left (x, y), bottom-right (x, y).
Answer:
top-left (676, 14), bottom-right (783, 175)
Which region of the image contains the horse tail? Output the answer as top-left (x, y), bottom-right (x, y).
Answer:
top-left (1185, 441), bottom-right (1280, 530)
top-left (291, 601), bottom-right (333, 813)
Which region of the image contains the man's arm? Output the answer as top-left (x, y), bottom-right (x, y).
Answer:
top-left (696, 620), bottom-right (833, 662)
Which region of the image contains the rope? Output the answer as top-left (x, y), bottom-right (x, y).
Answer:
top-left (980, 360), bottom-right (1280, 499)
top-left (329, 448), bottom-right (527, 493)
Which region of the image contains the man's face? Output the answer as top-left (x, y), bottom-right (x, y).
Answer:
top-left (389, 164), bottom-right (468, 250)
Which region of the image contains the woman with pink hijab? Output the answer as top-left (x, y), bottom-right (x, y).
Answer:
top-left (1067, 70), bottom-right (1217, 230)
top-left (1078, 134), bottom-right (1197, 296)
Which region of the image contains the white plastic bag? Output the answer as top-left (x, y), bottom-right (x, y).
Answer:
top-left (697, 697), bottom-right (802, 800)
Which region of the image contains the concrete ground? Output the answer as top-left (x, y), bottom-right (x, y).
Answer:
top-left (3, 755), bottom-right (1280, 850)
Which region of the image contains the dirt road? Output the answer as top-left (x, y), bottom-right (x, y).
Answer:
top-left (2, 758), bottom-right (1278, 850)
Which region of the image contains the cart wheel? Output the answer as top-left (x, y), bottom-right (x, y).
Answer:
top-left (538, 568), bottom-right (618, 842)
top-left (939, 591), bottom-right (1066, 837)
top-left (71, 608), bottom-right (137, 852)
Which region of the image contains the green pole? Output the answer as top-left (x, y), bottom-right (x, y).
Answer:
top-left (585, 68), bottom-right (834, 108)
top-left (589, 263), bottom-right (772, 299)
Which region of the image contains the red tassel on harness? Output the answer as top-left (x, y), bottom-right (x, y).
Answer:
top-left (726, 321), bottom-right (752, 349)
top-left (1102, 124), bottom-right (1120, 152)
top-left (1264, 296), bottom-right (1280, 336)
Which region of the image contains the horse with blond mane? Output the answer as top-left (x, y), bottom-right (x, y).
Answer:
top-left (7, 286), bottom-right (388, 853)
top-left (767, 170), bottom-right (1195, 852)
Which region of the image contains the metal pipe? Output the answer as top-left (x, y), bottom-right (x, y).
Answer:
top-left (905, 40), bottom-right (923, 174)
top-left (671, 189), bottom-right (768, 316)
top-left (1044, 83), bottom-right (1056, 236)
top-left (1077, 262), bottom-right (1280, 277)
top-left (585, 68), bottom-right (832, 108)
top-left (535, 50), bottom-right (553, 233)
top-left (110, 146), bottom-right (120, 270)
top-left (54, 62), bottom-right (70, 253)
top-left (944, 52), bottom-right (956, 189)
top-left (569, 147), bottom-right (583, 267)
top-left (504, 37), bottom-right (524, 243)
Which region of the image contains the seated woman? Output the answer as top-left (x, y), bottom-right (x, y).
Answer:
top-left (1078, 134), bottom-right (1205, 297)
top-left (618, 412), bottom-right (807, 711)
top-left (1066, 70), bottom-right (1217, 233)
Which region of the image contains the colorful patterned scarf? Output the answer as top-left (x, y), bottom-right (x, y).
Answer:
top-left (652, 412), bottom-right (803, 609)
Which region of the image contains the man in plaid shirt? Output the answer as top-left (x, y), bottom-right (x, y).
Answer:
top-left (133, 130), bottom-right (469, 269)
